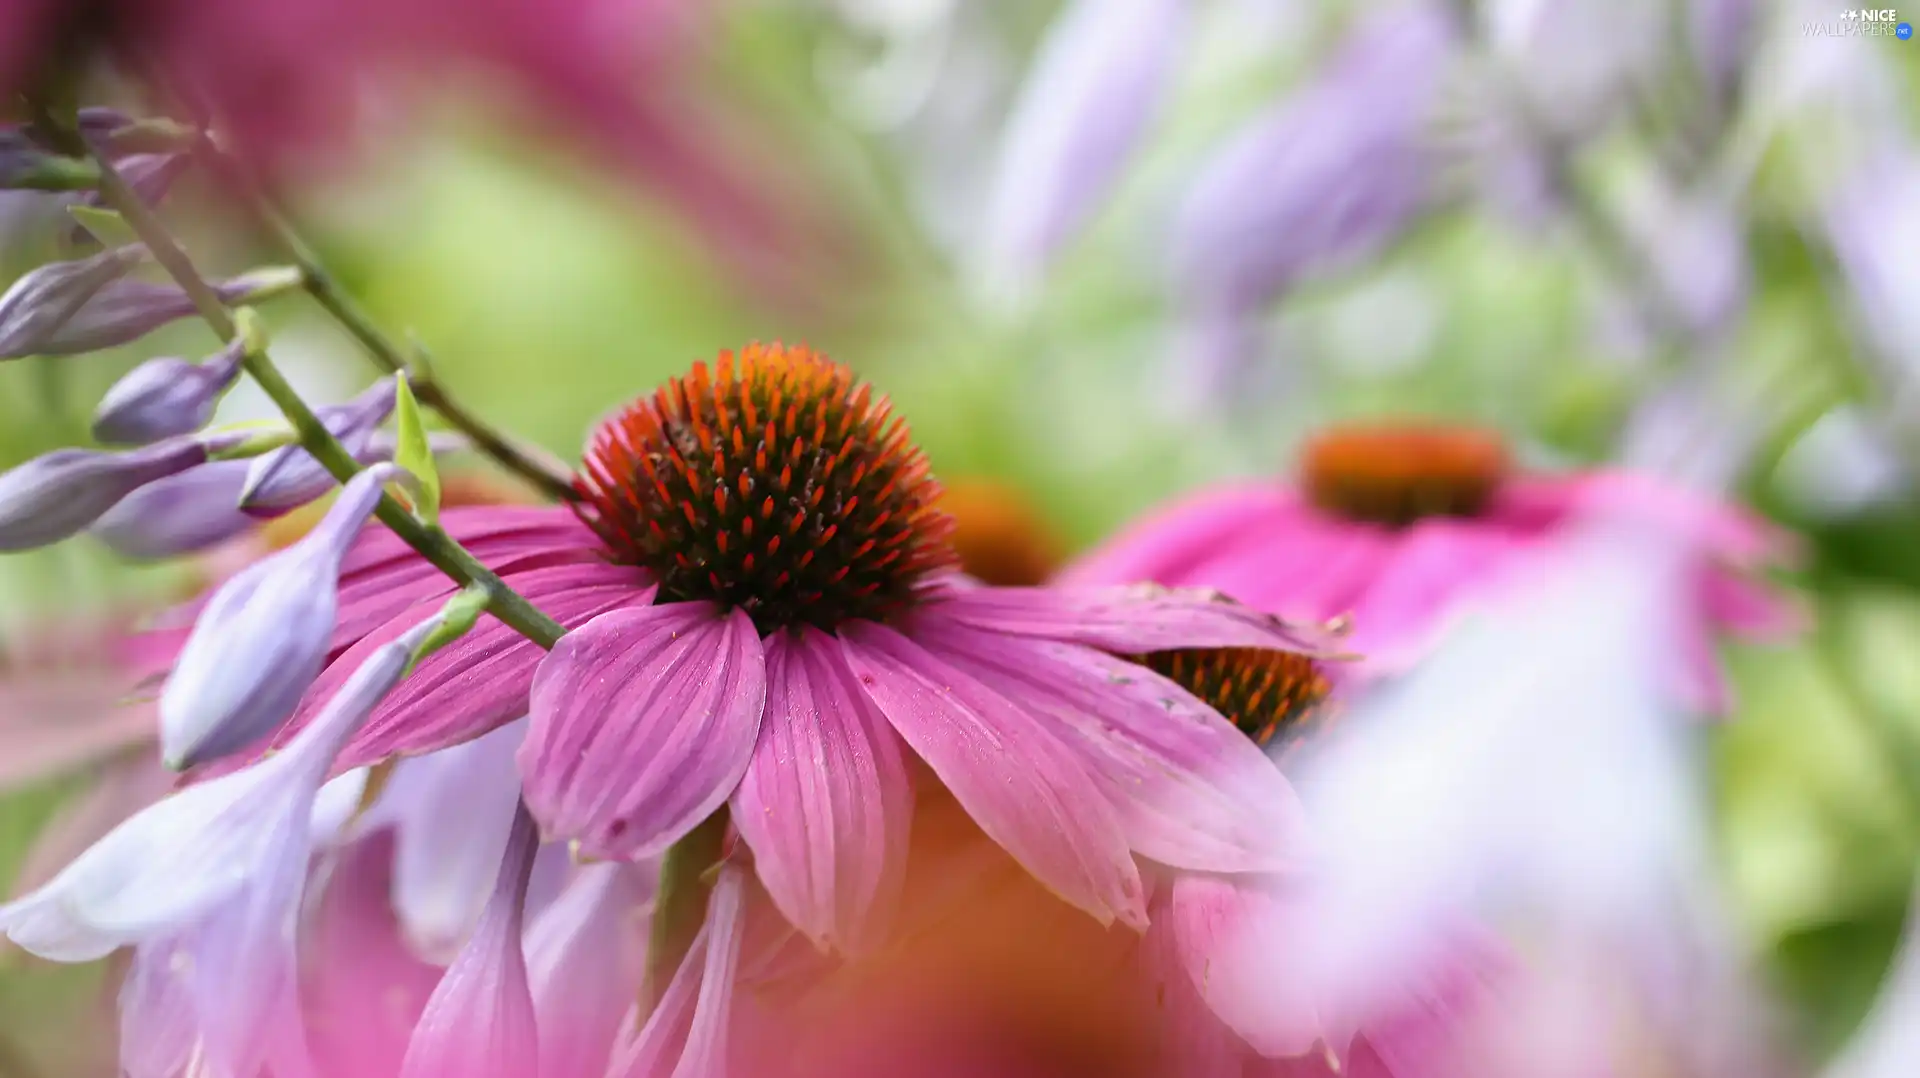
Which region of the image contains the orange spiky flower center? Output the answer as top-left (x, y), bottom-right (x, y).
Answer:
top-left (575, 343), bottom-right (957, 633)
top-left (1144, 648), bottom-right (1333, 755)
top-left (1300, 423), bottom-right (1509, 527)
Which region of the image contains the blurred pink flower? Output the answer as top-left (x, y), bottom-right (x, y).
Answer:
top-left (1060, 422), bottom-right (1802, 711)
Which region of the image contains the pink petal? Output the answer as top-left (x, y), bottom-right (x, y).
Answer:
top-left (1697, 568), bottom-right (1805, 642)
top-left (927, 583), bottom-right (1349, 656)
top-left (1340, 521), bottom-right (1518, 664)
top-left (529, 863), bottom-right (654, 1078)
top-left (1167, 873), bottom-right (1323, 1058)
top-left (304, 830), bottom-right (442, 1078)
top-left (521, 603), bottom-right (767, 861)
top-left (1056, 484), bottom-right (1299, 587)
top-left (731, 627), bottom-right (912, 953)
top-left (1181, 513), bottom-right (1379, 622)
top-left (338, 506), bottom-right (592, 576)
top-left (1494, 472), bottom-right (1799, 569)
top-left (839, 622), bottom-right (1147, 929)
top-left (912, 618), bottom-right (1311, 875)
top-left (675, 862), bottom-right (750, 1078)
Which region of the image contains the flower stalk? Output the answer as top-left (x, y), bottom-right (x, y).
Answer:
top-left (85, 143), bottom-right (568, 650)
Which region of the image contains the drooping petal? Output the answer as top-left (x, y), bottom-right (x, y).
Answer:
top-left (913, 618), bottom-right (1310, 874)
top-left (521, 603), bottom-right (767, 861)
top-left (839, 621), bottom-right (1146, 929)
top-left (1139, 897), bottom-right (1248, 1078)
top-left (607, 929), bottom-right (708, 1078)
top-left (674, 862), bottom-right (750, 1078)
top-left (528, 863), bottom-right (654, 1078)
top-left (928, 582), bottom-right (1349, 656)
top-left (11, 755), bottom-right (171, 898)
top-left (731, 627), bottom-right (912, 952)
top-left (399, 803), bottom-right (541, 1078)
top-left (119, 941), bottom-right (200, 1078)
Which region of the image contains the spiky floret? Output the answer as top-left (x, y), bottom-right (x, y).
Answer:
top-left (576, 343), bottom-right (956, 633)
top-left (1300, 423), bottom-right (1509, 527)
top-left (1144, 648), bottom-right (1332, 755)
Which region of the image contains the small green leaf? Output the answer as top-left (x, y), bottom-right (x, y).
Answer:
top-left (405, 584), bottom-right (492, 674)
top-left (67, 205), bottom-right (141, 248)
top-left (393, 373), bottom-right (441, 525)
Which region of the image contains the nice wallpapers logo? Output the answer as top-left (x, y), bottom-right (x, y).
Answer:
top-left (1805, 8), bottom-right (1914, 36)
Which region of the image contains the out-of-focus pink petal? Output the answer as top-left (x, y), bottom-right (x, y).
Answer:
top-left (520, 603), bottom-right (766, 861)
top-left (1166, 873), bottom-right (1323, 1059)
top-left (839, 622), bottom-right (1147, 929)
top-left (1696, 569), bottom-right (1806, 641)
top-left (912, 618), bottom-right (1310, 874)
top-left (304, 830), bottom-right (442, 1078)
top-left (1492, 472), bottom-right (1799, 569)
top-left (1140, 899), bottom-right (1247, 1078)
top-left (1179, 513), bottom-right (1378, 621)
top-left (0, 694), bottom-right (157, 792)
top-left (731, 627), bottom-right (912, 953)
top-left (1340, 520), bottom-right (1520, 666)
top-left (928, 583), bottom-right (1349, 656)
top-left (1057, 485), bottom-right (1299, 587)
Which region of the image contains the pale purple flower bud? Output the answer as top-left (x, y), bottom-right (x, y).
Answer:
top-left (93, 338), bottom-right (248, 445)
top-left (1169, 5), bottom-right (1457, 316)
top-left (240, 378), bottom-right (397, 517)
top-left (88, 459), bottom-right (256, 560)
top-left (0, 438), bottom-right (211, 552)
top-left (529, 863), bottom-right (653, 1078)
top-left (0, 247), bottom-right (144, 359)
top-left (28, 270), bottom-right (286, 358)
top-left (159, 463), bottom-right (401, 770)
top-left (976, 0), bottom-right (1190, 296)
top-left (398, 803), bottom-right (541, 1078)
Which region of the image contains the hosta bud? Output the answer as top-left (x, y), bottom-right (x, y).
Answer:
top-left (239, 379), bottom-right (397, 517)
top-left (69, 155), bottom-right (190, 244)
top-left (92, 338), bottom-right (248, 445)
top-left (0, 438), bottom-right (212, 552)
top-left (0, 248), bottom-right (144, 359)
top-left (159, 463), bottom-right (402, 770)
top-left (88, 459), bottom-right (256, 560)
top-left (26, 269), bottom-right (294, 358)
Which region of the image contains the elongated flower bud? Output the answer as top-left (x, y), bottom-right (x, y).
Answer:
top-left (159, 463), bottom-right (402, 770)
top-left (26, 269), bottom-right (292, 358)
top-left (88, 459), bottom-right (256, 560)
top-left (0, 247), bottom-right (144, 359)
top-left (0, 438), bottom-right (211, 552)
top-left (92, 338), bottom-right (248, 445)
top-left (68, 154), bottom-right (189, 245)
top-left (240, 379), bottom-right (397, 517)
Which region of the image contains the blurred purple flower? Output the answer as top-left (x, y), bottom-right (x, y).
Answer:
top-left (1616, 169), bottom-right (1750, 343)
top-left (0, 437), bottom-right (212, 551)
top-left (1689, 0), bottom-right (1759, 108)
top-left (975, 0), bottom-right (1190, 298)
top-left (93, 336), bottom-right (247, 445)
top-left (1480, 0), bottom-right (1669, 140)
top-left (1166, 3), bottom-right (1457, 389)
top-left (1825, 147), bottom-right (1920, 395)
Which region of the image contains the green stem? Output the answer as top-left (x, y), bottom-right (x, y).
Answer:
top-left (641, 810), bottom-right (730, 1017)
top-left (1813, 599), bottom-right (1920, 831)
top-left (87, 146), bottom-right (568, 649)
top-left (210, 156), bottom-right (579, 504)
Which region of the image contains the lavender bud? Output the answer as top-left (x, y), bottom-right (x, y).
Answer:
top-left (1168, 5), bottom-right (1457, 315)
top-left (0, 248), bottom-right (144, 359)
top-left (158, 463), bottom-right (402, 770)
top-left (88, 459), bottom-right (256, 560)
top-left (24, 270), bottom-right (286, 358)
top-left (0, 439), bottom-right (211, 552)
top-left (239, 379), bottom-right (397, 517)
top-left (92, 339), bottom-right (248, 445)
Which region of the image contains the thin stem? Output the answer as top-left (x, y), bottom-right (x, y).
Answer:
top-left (87, 146), bottom-right (568, 649)
top-left (210, 157), bottom-right (578, 503)
top-left (641, 809), bottom-right (730, 1018)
